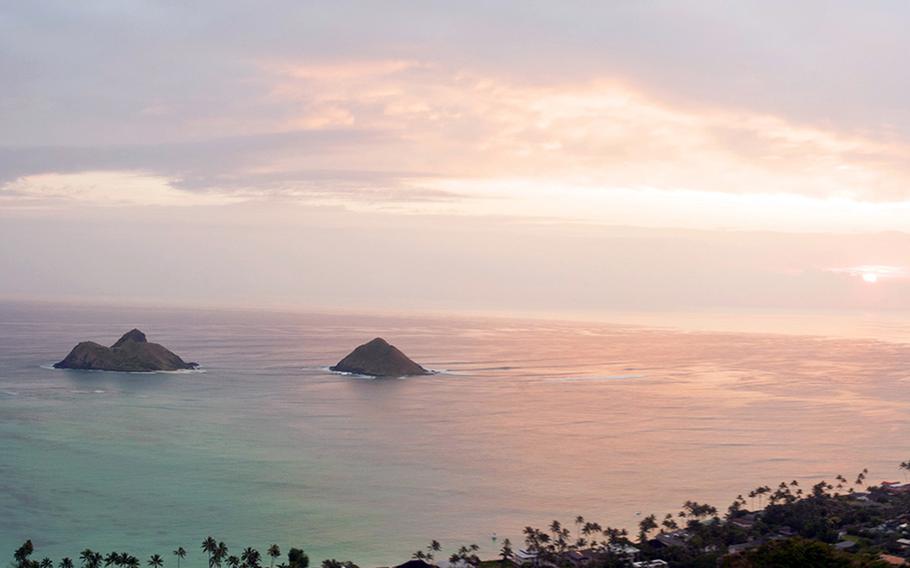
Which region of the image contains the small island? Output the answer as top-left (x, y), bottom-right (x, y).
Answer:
top-left (330, 337), bottom-right (430, 377)
top-left (53, 329), bottom-right (198, 372)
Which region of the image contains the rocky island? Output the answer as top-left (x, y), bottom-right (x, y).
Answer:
top-left (53, 329), bottom-right (198, 372)
top-left (330, 337), bottom-right (430, 377)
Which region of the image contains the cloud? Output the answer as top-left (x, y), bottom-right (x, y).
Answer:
top-left (7, 2), bottom-right (910, 313)
top-left (5, 2), bottom-right (910, 144)
top-left (0, 129), bottom-right (465, 208)
top-left (828, 265), bottom-right (909, 281)
top-left (7, 62), bottom-right (909, 210)
top-left (1, 171), bottom-right (244, 208)
top-left (0, 130), bottom-right (385, 183)
top-left (3, 2), bottom-right (910, 228)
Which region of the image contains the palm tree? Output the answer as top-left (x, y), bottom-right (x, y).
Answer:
top-left (81, 550), bottom-right (96, 568)
top-left (574, 515), bottom-right (585, 534)
top-left (638, 514), bottom-right (658, 543)
top-left (202, 538), bottom-right (217, 568)
top-left (286, 549), bottom-right (308, 568)
top-left (267, 546), bottom-right (280, 568)
top-left (545, 520), bottom-right (570, 553)
top-left (681, 500), bottom-right (718, 524)
top-left (148, 556), bottom-right (163, 568)
top-left (15, 540), bottom-right (34, 563)
top-left (105, 553), bottom-right (119, 568)
top-left (60, 559), bottom-right (74, 568)
top-left (172, 549), bottom-right (185, 568)
top-left (499, 538), bottom-right (513, 564)
top-left (241, 548), bottom-right (261, 568)
top-left (449, 544), bottom-right (480, 566)
top-left (413, 541), bottom-right (440, 562)
top-left (227, 557), bottom-right (240, 568)
top-left (41, 559), bottom-right (54, 568)
top-left (214, 543), bottom-right (228, 568)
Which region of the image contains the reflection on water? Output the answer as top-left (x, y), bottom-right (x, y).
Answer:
top-left (1, 302), bottom-right (909, 564)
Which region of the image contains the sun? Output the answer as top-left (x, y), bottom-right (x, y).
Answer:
top-left (862, 272), bottom-right (878, 283)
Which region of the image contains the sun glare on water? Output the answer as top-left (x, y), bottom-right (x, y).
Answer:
top-left (862, 272), bottom-right (878, 283)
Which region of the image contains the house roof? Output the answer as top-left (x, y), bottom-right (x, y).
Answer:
top-left (653, 532), bottom-right (688, 548)
top-left (607, 543), bottom-right (640, 555)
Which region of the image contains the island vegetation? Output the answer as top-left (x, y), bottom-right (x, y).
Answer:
top-left (11, 462), bottom-right (910, 568)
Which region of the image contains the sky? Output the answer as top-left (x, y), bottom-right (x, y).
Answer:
top-left (2, 1), bottom-right (910, 314)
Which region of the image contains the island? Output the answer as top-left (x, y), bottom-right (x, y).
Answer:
top-left (53, 329), bottom-right (198, 372)
top-left (330, 337), bottom-right (430, 377)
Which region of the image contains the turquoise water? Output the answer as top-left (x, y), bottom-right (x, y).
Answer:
top-left (2, 302), bottom-right (910, 565)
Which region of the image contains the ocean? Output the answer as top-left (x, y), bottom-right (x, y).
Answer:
top-left (2, 301), bottom-right (909, 565)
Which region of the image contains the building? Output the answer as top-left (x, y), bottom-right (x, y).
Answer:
top-left (564, 550), bottom-right (596, 567)
top-left (511, 549), bottom-right (537, 566)
top-left (728, 541), bottom-right (762, 555)
top-left (730, 512), bottom-right (759, 530)
top-left (650, 531), bottom-right (688, 549)
top-left (561, 545), bottom-right (639, 567)
top-left (879, 554), bottom-right (908, 567)
top-left (606, 543), bottom-right (639, 558)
